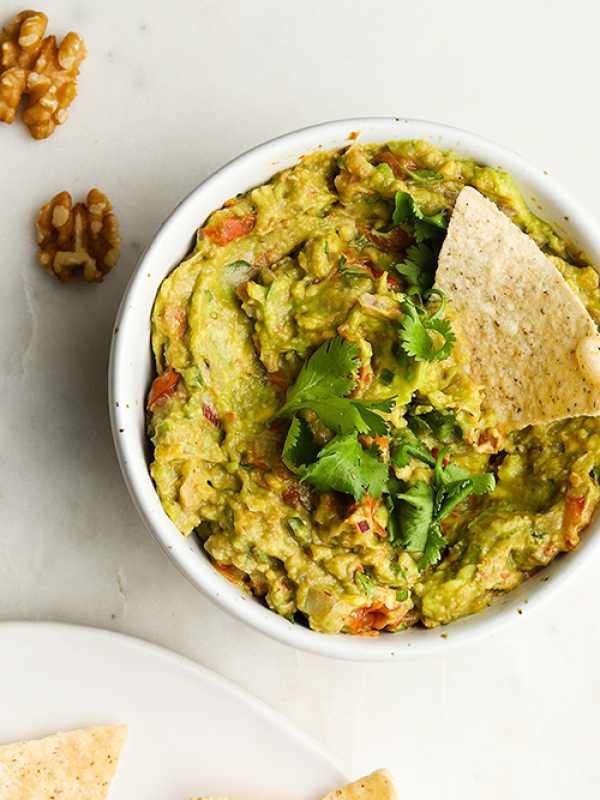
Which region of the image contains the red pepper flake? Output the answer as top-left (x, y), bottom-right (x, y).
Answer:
top-left (202, 403), bottom-right (221, 427)
top-left (147, 368), bottom-right (179, 411)
top-left (202, 213), bottom-right (256, 246)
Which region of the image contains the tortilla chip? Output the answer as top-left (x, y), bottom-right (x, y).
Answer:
top-left (436, 186), bottom-right (600, 433)
top-left (321, 769), bottom-right (397, 800)
top-left (0, 725), bottom-right (127, 799)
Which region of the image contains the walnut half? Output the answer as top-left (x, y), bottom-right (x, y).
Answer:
top-left (23, 31), bottom-right (86, 139)
top-left (0, 9), bottom-right (48, 123)
top-left (37, 189), bottom-right (121, 283)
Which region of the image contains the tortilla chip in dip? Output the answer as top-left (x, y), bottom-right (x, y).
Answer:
top-left (0, 725), bottom-right (127, 799)
top-left (321, 769), bottom-right (397, 800)
top-left (436, 186), bottom-right (600, 433)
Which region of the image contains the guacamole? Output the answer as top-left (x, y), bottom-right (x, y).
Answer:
top-left (147, 139), bottom-right (600, 634)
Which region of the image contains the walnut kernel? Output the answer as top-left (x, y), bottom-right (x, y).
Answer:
top-left (23, 31), bottom-right (86, 139)
top-left (0, 9), bottom-right (47, 123)
top-left (37, 189), bottom-right (120, 283)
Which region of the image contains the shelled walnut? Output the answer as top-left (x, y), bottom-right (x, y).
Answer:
top-left (23, 31), bottom-right (86, 139)
top-left (0, 10), bottom-right (48, 123)
top-left (37, 189), bottom-right (121, 283)
top-left (0, 9), bottom-right (86, 137)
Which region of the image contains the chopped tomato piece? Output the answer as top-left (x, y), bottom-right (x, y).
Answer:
top-left (562, 493), bottom-right (586, 549)
top-left (347, 602), bottom-right (389, 634)
top-left (147, 368), bottom-right (179, 411)
top-left (203, 213), bottom-right (256, 245)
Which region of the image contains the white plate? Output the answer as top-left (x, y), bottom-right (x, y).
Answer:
top-left (0, 622), bottom-right (346, 799)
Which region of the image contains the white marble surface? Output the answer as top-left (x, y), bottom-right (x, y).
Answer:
top-left (2, 1), bottom-right (600, 797)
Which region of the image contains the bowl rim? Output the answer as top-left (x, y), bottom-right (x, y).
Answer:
top-left (109, 116), bottom-right (600, 661)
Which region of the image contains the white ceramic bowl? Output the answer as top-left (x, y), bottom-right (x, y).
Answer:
top-left (109, 117), bottom-right (600, 660)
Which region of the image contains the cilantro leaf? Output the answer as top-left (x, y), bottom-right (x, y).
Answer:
top-left (388, 481), bottom-right (447, 568)
top-left (301, 433), bottom-right (388, 500)
top-left (399, 294), bottom-right (455, 363)
top-left (392, 191), bottom-right (447, 244)
top-left (418, 521), bottom-right (447, 569)
top-left (394, 243), bottom-right (436, 292)
top-left (351, 404), bottom-right (388, 436)
top-left (277, 337), bottom-right (360, 417)
top-left (305, 398), bottom-right (368, 435)
top-left (393, 481), bottom-right (434, 552)
top-left (351, 397), bottom-right (395, 435)
top-left (303, 397), bottom-right (390, 436)
top-left (414, 216), bottom-right (446, 245)
top-left (407, 409), bottom-right (461, 443)
top-left (432, 451), bottom-right (496, 521)
top-left (282, 416), bottom-right (319, 474)
top-left (435, 459), bottom-right (496, 494)
top-left (391, 433), bottom-right (435, 468)
top-left (392, 191), bottom-right (415, 226)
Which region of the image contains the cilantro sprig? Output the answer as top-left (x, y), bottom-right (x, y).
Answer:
top-left (399, 290), bottom-right (455, 363)
top-left (392, 191), bottom-right (447, 244)
top-left (388, 444), bottom-right (496, 569)
top-left (391, 191), bottom-right (447, 291)
top-left (275, 337), bottom-right (394, 435)
top-left (393, 243), bottom-right (437, 292)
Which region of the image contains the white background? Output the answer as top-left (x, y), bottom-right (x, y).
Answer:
top-left (2, 1), bottom-right (600, 797)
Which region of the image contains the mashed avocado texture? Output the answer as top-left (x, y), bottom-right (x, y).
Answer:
top-left (147, 140), bottom-right (600, 634)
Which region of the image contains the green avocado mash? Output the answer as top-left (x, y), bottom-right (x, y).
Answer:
top-left (147, 139), bottom-right (600, 634)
